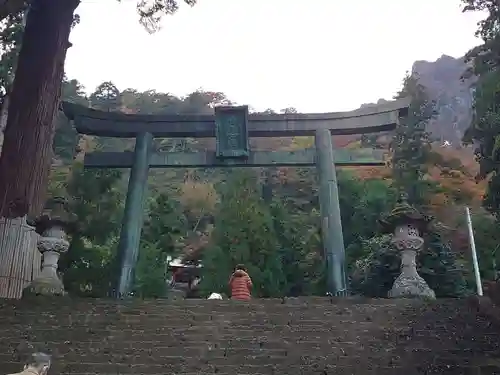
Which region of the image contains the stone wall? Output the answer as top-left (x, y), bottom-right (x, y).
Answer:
top-left (0, 297), bottom-right (499, 374)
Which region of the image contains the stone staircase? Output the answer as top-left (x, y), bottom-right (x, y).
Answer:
top-left (0, 297), bottom-right (499, 374)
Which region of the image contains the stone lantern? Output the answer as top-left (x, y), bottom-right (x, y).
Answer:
top-left (24, 197), bottom-right (76, 296)
top-left (379, 194), bottom-right (435, 299)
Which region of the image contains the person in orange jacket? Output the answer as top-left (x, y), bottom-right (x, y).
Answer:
top-left (228, 264), bottom-right (253, 301)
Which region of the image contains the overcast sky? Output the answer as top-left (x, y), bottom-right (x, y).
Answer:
top-left (64, 0), bottom-right (485, 112)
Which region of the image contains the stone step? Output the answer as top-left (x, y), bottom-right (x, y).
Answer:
top-left (1, 358), bottom-right (499, 375)
top-left (0, 295), bottom-right (426, 311)
top-left (0, 298), bottom-right (449, 322)
top-left (3, 361), bottom-right (491, 375)
top-left (0, 297), bottom-right (498, 374)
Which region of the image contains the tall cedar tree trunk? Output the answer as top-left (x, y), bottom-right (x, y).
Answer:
top-left (0, 94), bottom-right (8, 149)
top-left (0, 0), bottom-right (80, 218)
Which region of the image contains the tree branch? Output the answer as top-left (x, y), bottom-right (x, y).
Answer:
top-left (0, 0), bottom-right (25, 23)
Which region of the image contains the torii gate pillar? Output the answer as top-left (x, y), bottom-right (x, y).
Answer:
top-left (113, 132), bottom-right (153, 297)
top-left (315, 128), bottom-right (347, 296)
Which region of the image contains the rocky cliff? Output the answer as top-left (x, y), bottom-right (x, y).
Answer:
top-left (412, 54), bottom-right (475, 144)
top-left (361, 55), bottom-right (475, 145)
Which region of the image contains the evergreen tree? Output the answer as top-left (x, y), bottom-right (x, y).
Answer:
top-left (269, 199), bottom-right (323, 296)
top-left (463, 70), bottom-right (500, 217)
top-left (462, 0), bottom-right (500, 217)
top-left (0, 8), bottom-right (25, 96)
top-left (349, 235), bottom-right (399, 297)
top-left (58, 163), bottom-right (124, 297)
top-left (90, 81), bottom-right (122, 112)
top-left (201, 170), bottom-right (286, 297)
top-left (134, 243), bottom-right (169, 298)
top-left (135, 192), bottom-right (188, 298)
top-left (421, 230), bottom-right (468, 297)
top-left (392, 74), bottom-right (437, 207)
top-left (141, 192), bottom-right (187, 255)
top-left (52, 78), bottom-right (88, 162)
top-left (465, 212), bottom-right (500, 281)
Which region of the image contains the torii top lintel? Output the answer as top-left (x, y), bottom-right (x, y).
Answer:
top-left (61, 98), bottom-right (410, 138)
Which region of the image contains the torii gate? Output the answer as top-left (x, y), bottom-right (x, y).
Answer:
top-left (62, 99), bottom-right (409, 297)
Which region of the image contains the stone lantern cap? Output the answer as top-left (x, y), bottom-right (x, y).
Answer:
top-left (378, 193), bottom-right (432, 235)
top-left (31, 196), bottom-right (77, 235)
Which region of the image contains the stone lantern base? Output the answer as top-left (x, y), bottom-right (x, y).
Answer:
top-left (23, 275), bottom-right (66, 297)
top-left (23, 196), bottom-right (72, 298)
top-left (389, 273), bottom-right (435, 299)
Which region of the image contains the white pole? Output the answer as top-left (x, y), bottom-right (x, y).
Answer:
top-left (465, 206), bottom-right (483, 296)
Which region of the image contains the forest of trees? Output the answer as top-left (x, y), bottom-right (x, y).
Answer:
top-left (0, 0), bottom-right (500, 299)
